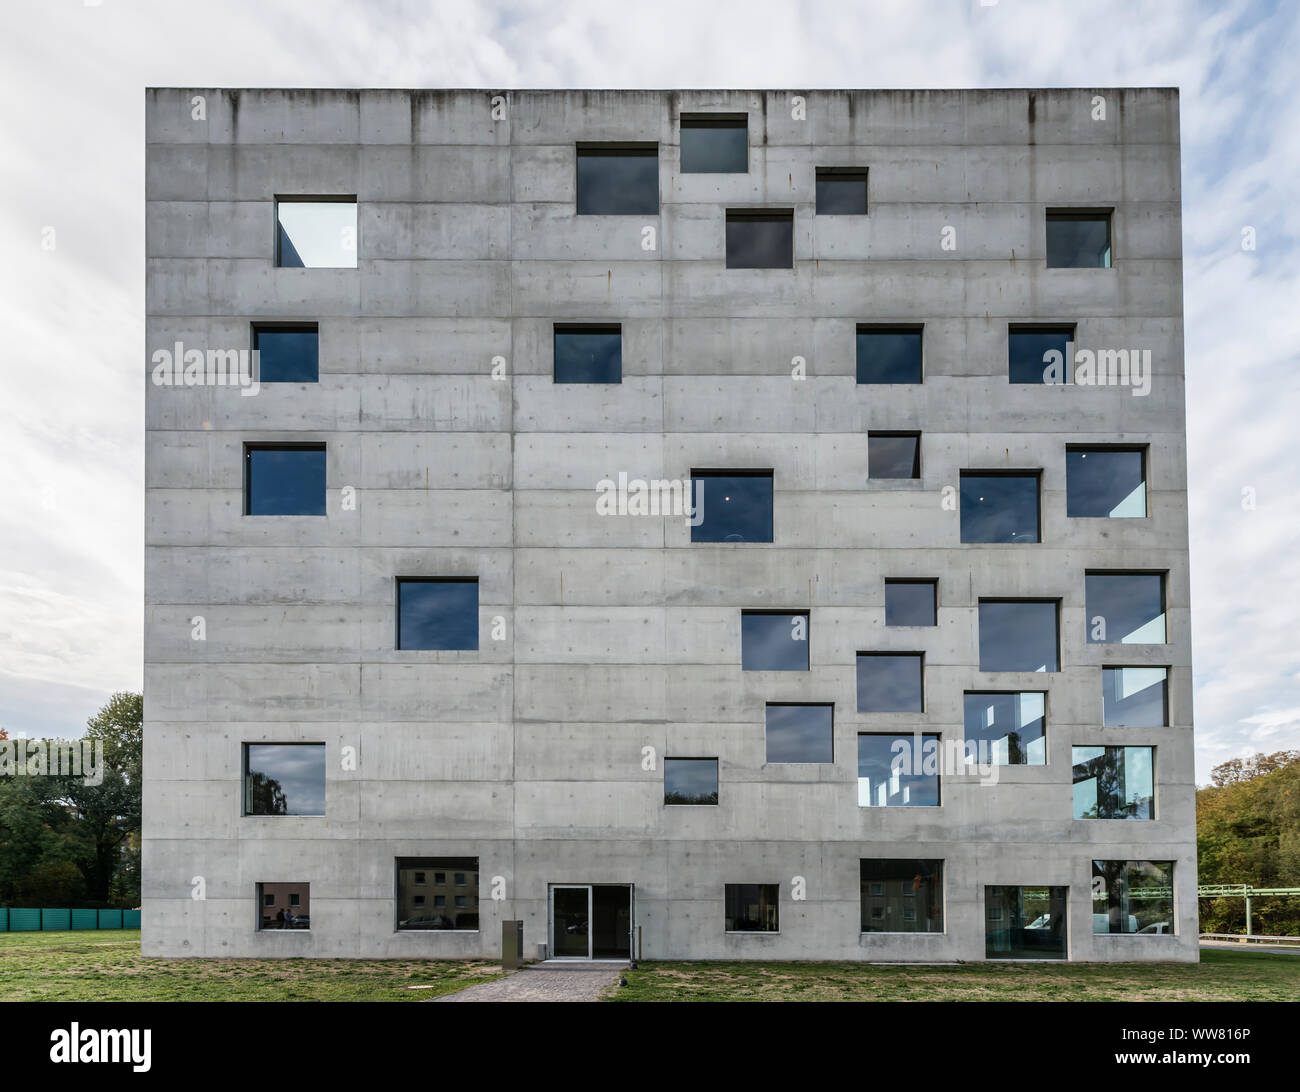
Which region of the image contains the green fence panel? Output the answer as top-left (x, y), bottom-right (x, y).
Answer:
top-left (0, 908), bottom-right (7, 932)
top-left (122, 910), bottom-right (141, 929)
top-left (70, 909), bottom-right (98, 930)
top-left (97, 909), bottom-right (123, 930)
top-left (9, 908), bottom-right (40, 931)
top-left (41, 908), bottom-right (71, 930)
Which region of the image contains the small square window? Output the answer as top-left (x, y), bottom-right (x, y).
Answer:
top-left (244, 444), bottom-right (326, 516)
top-left (1102, 666), bottom-right (1168, 727)
top-left (414, 872), bottom-right (426, 886)
top-left (868, 432), bottom-right (921, 479)
top-left (986, 886), bottom-right (1067, 958)
top-left (455, 895), bottom-right (467, 908)
top-left (690, 471), bottom-right (773, 543)
top-left (455, 873), bottom-right (467, 886)
top-left (856, 653), bottom-right (924, 712)
top-left (397, 858), bottom-right (478, 931)
top-left (413, 895), bottom-right (425, 909)
top-left (963, 692), bottom-right (1047, 765)
top-left (978, 600), bottom-right (1059, 672)
top-left (576, 145), bottom-right (659, 215)
top-left (741, 611), bottom-right (809, 670)
top-left (1008, 326), bottom-right (1074, 384)
top-left (275, 197), bottom-right (357, 268)
top-left (1067, 447), bottom-right (1147, 518)
top-left (861, 861), bottom-right (943, 933)
top-left (1046, 210), bottom-right (1112, 268)
top-left (725, 210), bottom-right (793, 269)
top-left (724, 883), bottom-right (778, 932)
top-left (433, 872), bottom-right (446, 885)
top-left (434, 895), bottom-right (445, 908)
top-left (680, 115), bottom-right (748, 173)
top-left (243, 743), bottom-right (326, 816)
top-left (884, 581), bottom-right (937, 626)
top-left (1073, 746), bottom-right (1154, 819)
top-left (252, 324), bottom-right (319, 383)
top-left (396, 578), bottom-right (479, 651)
top-left (1093, 861), bottom-right (1173, 934)
top-left (263, 893), bottom-right (275, 907)
top-left (664, 757), bottom-right (719, 805)
top-left (288, 893), bottom-right (300, 907)
top-left (857, 327), bottom-right (922, 384)
top-left (554, 325), bottom-right (622, 384)
top-left (1086, 572), bottom-right (1166, 644)
top-left (816, 168), bottom-right (868, 214)
top-left (858, 734), bottom-right (941, 807)
top-left (257, 883), bottom-right (309, 930)
top-left (960, 472), bottom-right (1040, 543)
top-left (765, 703), bottom-right (834, 763)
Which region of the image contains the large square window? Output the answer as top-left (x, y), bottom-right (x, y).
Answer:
top-left (741, 610), bottom-right (809, 670)
top-left (978, 600), bottom-right (1059, 672)
top-left (963, 692), bottom-right (1047, 766)
top-left (1102, 666), bottom-right (1168, 727)
top-left (857, 733), bottom-right (940, 807)
top-left (1086, 572), bottom-right (1166, 644)
top-left (725, 210), bottom-right (793, 269)
top-left (1092, 860), bottom-right (1174, 934)
top-left (885, 580), bottom-right (937, 626)
top-left (689, 471), bottom-right (773, 543)
top-left (257, 883), bottom-right (310, 930)
top-left (679, 115), bottom-right (748, 173)
top-left (1008, 326), bottom-right (1074, 384)
top-left (860, 860), bottom-right (943, 933)
top-left (724, 883), bottom-right (778, 932)
top-left (576, 145), bottom-right (659, 215)
top-left (1067, 447), bottom-right (1146, 517)
top-left (1046, 210), bottom-right (1112, 268)
top-left (554, 325), bottom-right (622, 384)
top-left (765, 704), bottom-right (833, 763)
top-left (960, 472), bottom-right (1040, 542)
top-left (397, 858), bottom-right (479, 930)
top-left (275, 197), bottom-right (357, 268)
top-left (243, 743), bottom-right (326, 816)
top-left (857, 327), bottom-right (922, 384)
top-left (396, 578), bottom-right (479, 650)
top-left (664, 758), bottom-right (719, 805)
top-left (985, 886), bottom-right (1067, 959)
top-left (252, 325), bottom-right (319, 383)
top-left (817, 168), bottom-right (868, 214)
top-left (244, 444), bottom-right (326, 516)
top-left (868, 432), bottom-right (921, 479)
top-left (857, 653), bottom-right (924, 712)
top-left (1073, 746), bottom-right (1154, 819)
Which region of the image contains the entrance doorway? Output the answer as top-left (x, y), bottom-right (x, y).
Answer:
top-left (548, 884), bottom-right (633, 960)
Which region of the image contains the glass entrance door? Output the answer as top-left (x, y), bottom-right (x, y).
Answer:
top-left (551, 885), bottom-right (591, 959)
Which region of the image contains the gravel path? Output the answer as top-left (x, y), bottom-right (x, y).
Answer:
top-left (433, 963), bottom-right (625, 1002)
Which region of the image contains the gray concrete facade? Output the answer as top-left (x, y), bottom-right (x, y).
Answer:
top-left (143, 88), bottom-right (1197, 962)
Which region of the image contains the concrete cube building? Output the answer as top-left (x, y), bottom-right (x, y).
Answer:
top-left (143, 88), bottom-right (1197, 962)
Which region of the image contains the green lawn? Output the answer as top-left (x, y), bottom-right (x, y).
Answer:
top-left (610, 948), bottom-right (1300, 1002)
top-left (0, 931), bottom-right (503, 1002)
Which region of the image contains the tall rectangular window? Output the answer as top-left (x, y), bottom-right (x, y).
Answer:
top-left (664, 758), bottom-right (719, 805)
top-left (689, 470), bottom-right (773, 543)
top-left (397, 858), bottom-right (479, 931)
top-left (857, 653), bottom-right (924, 712)
top-left (857, 733), bottom-right (940, 807)
top-left (679, 115), bottom-right (748, 173)
top-left (724, 884), bottom-right (778, 932)
top-left (741, 610), bottom-right (809, 670)
top-left (857, 326), bottom-right (922, 384)
top-left (554, 325), bottom-right (622, 384)
top-left (1008, 326), bottom-right (1074, 384)
top-left (1073, 746), bottom-right (1154, 819)
top-left (1086, 572), bottom-right (1166, 644)
top-left (252, 324), bottom-right (319, 383)
top-left (256, 883), bottom-right (310, 930)
top-left (817, 168), bottom-right (868, 214)
top-left (868, 432), bottom-right (921, 479)
top-left (1092, 860), bottom-right (1174, 934)
top-left (1067, 447), bottom-right (1147, 518)
top-left (884, 580), bottom-right (937, 626)
top-left (275, 197), bottom-right (357, 268)
top-left (960, 472), bottom-right (1040, 543)
top-left (1046, 209), bottom-right (1112, 268)
top-left (725, 210), bottom-right (794, 269)
top-left (963, 692), bottom-right (1047, 766)
top-left (1102, 666), bottom-right (1168, 727)
top-left (243, 743), bottom-right (326, 816)
top-left (765, 703), bottom-right (834, 763)
top-left (978, 600), bottom-right (1059, 672)
top-left (985, 886), bottom-right (1067, 959)
top-left (244, 444), bottom-right (326, 516)
top-left (396, 578), bottom-right (479, 650)
top-left (860, 860), bottom-right (943, 933)
top-left (576, 145), bottom-right (659, 215)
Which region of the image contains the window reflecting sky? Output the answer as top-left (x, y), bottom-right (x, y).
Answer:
top-left (978, 601), bottom-right (1058, 671)
top-left (1086, 572), bottom-right (1166, 643)
top-left (276, 200), bottom-right (356, 267)
top-left (857, 329), bottom-right (921, 383)
top-left (245, 743), bottom-right (325, 816)
top-left (725, 214), bottom-right (793, 268)
top-left (1047, 214), bottom-right (1111, 268)
top-left (960, 474), bottom-right (1039, 542)
top-left (246, 447), bottom-right (326, 515)
top-left (857, 653), bottom-right (923, 712)
top-left (765, 704), bottom-right (833, 762)
top-left (398, 579), bottom-right (479, 650)
top-left (576, 149), bottom-right (659, 214)
top-left (554, 327), bottom-right (621, 383)
top-left (1067, 448), bottom-right (1146, 517)
top-left (690, 474), bottom-right (773, 542)
top-left (741, 612), bottom-right (809, 669)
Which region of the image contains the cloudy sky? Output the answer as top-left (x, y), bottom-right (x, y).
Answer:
top-left (0, 0), bottom-right (1295, 783)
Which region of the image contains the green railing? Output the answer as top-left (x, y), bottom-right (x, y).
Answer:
top-left (0, 908), bottom-right (140, 931)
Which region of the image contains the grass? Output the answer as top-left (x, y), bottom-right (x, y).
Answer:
top-left (0, 931), bottom-right (503, 1002)
top-left (608, 948), bottom-right (1300, 1002)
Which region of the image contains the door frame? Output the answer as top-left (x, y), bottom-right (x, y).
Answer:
top-left (547, 883), bottom-right (635, 961)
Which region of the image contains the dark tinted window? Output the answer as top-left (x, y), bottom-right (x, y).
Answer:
top-left (397, 857), bottom-right (478, 930)
top-left (860, 859), bottom-right (943, 933)
top-left (243, 743), bottom-right (326, 816)
top-left (725, 211), bottom-right (793, 269)
top-left (1073, 746), bottom-right (1154, 819)
top-left (1102, 667), bottom-right (1168, 727)
top-left (554, 326), bottom-right (621, 383)
top-left (253, 326), bottom-right (319, 383)
top-left (960, 473), bottom-right (1040, 542)
top-left (857, 328), bottom-right (922, 384)
top-left (857, 653), bottom-right (924, 712)
top-left (885, 581), bottom-right (936, 626)
top-left (680, 116), bottom-right (747, 173)
top-left (397, 578), bottom-right (479, 650)
top-left (765, 704), bottom-right (834, 763)
top-left (664, 758), bottom-right (719, 805)
top-left (724, 884), bottom-right (778, 932)
top-left (986, 886), bottom-right (1067, 959)
top-left (978, 600), bottom-right (1059, 672)
top-left (1092, 861), bottom-right (1173, 934)
top-left (1046, 211), bottom-right (1111, 268)
top-left (869, 433), bottom-right (921, 479)
top-left (245, 445), bottom-right (326, 515)
top-left (858, 734), bottom-right (941, 807)
top-left (741, 611), bottom-right (809, 670)
top-left (1009, 327), bottom-right (1073, 384)
top-left (576, 146), bottom-right (659, 215)
top-left (275, 198), bottom-right (356, 268)
top-left (1086, 572), bottom-right (1166, 644)
top-left (817, 168), bottom-right (868, 214)
top-left (1067, 447), bottom-right (1146, 517)
top-left (963, 692), bottom-right (1047, 765)
top-left (257, 883), bottom-right (310, 930)
top-left (690, 471), bottom-right (773, 543)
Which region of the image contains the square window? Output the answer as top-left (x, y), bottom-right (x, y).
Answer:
top-left (257, 883), bottom-right (310, 931)
top-left (576, 145), bottom-right (659, 215)
top-left (433, 872), bottom-right (446, 885)
top-left (244, 444), bottom-right (326, 516)
top-left (724, 883), bottom-right (778, 932)
top-left (856, 327), bottom-right (922, 384)
top-left (963, 692), bottom-right (1047, 766)
top-left (252, 325), bottom-right (319, 383)
top-left (884, 580), bottom-right (937, 626)
top-left (765, 703), bottom-right (834, 763)
top-left (263, 893), bottom-right (275, 907)
top-left (1067, 447), bottom-right (1147, 518)
top-left (960, 472), bottom-right (1040, 543)
top-left (985, 886), bottom-right (1067, 959)
top-left (1073, 746), bottom-right (1154, 819)
top-left (554, 325), bottom-right (622, 384)
top-left (434, 895), bottom-right (445, 908)
top-left (725, 210), bottom-right (793, 269)
top-left (664, 757), bottom-right (718, 805)
top-left (275, 197), bottom-right (357, 268)
top-left (397, 858), bottom-right (478, 931)
top-left (816, 168), bottom-right (868, 214)
top-left (243, 743), bottom-right (326, 816)
top-left (414, 872), bottom-right (426, 886)
top-left (1086, 572), bottom-right (1166, 644)
top-left (1103, 666), bottom-right (1168, 727)
top-left (396, 578), bottom-right (479, 651)
top-left (978, 600), bottom-right (1059, 672)
top-left (1008, 326), bottom-right (1074, 384)
top-left (860, 860), bottom-right (943, 933)
top-left (870, 882), bottom-right (884, 897)
top-left (1092, 860), bottom-right (1173, 934)
top-left (288, 893), bottom-right (300, 907)
top-left (857, 734), bottom-right (941, 807)
top-left (868, 432), bottom-right (921, 479)
top-left (413, 895), bottom-right (425, 908)
top-left (741, 611), bottom-right (809, 670)
top-left (689, 471), bottom-right (773, 543)
top-left (454, 873), bottom-right (466, 886)
top-left (679, 115), bottom-right (748, 173)
top-left (455, 895), bottom-right (467, 908)
top-left (1046, 210), bottom-right (1112, 268)
top-left (856, 653), bottom-right (924, 712)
